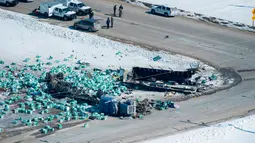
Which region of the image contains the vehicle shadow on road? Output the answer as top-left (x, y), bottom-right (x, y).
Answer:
top-left (104, 13), bottom-right (121, 18)
top-left (68, 26), bottom-right (97, 33)
top-left (101, 26), bottom-right (108, 29)
top-left (28, 12), bottom-right (48, 19)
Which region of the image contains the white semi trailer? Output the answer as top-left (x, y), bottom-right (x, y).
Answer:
top-left (39, 2), bottom-right (77, 21)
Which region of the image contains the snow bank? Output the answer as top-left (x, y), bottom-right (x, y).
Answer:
top-left (138, 0), bottom-right (255, 32)
top-left (144, 115), bottom-right (255, 143)
top-left (139, 0), bottom-right (255, 27)
top-left (121, 0), bottom-right (147, 8)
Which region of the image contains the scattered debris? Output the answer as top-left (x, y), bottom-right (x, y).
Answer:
top-left (0, 55), bottom-right (219, 135)
top-left (153, 56), bottom-right (162, 61)
top-left (116, 51), bottom-right (122, 55)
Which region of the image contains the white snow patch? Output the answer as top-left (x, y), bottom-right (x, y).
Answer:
top-left (0, 8), bottom-right (197, 71)
top-left (122, 0), bottom-right (147, 8)
top-left (144, 115), bottom-right (255, 143)
top-left (138, 0), bottom-right (255, 26)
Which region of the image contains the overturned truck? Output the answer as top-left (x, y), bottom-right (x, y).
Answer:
top-left (123, 67), bottom-right (199, 94)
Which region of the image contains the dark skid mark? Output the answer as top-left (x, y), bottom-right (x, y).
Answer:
top-left (237, 69), bottom-right (255, 73)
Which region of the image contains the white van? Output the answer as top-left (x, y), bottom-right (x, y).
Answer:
top-left (39, 2), bottom-right (76, 20)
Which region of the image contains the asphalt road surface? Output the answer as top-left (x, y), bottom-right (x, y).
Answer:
top-left (1, 0), bottom-right (255, 143)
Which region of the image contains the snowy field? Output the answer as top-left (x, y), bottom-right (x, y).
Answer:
top-left (0, 8), bottom-right (196, 70)
top-left (139, 0), bottom-right (255, 26)
top-left (144, 114), bottom-right (255, 143)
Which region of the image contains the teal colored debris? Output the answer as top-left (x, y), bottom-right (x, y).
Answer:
top-left (0, 60), bottom-right (4, 64)
top-left (116, 51), bottom-right (122, 55)
top-left (57, 124), bottom-right (62, 129)
top-left (48, 56), bottom-right (53, 60)
top-left (26, 122), bottom-right (31, 126)
top-left (210, 74), bottom-right (217, 80)
top-left (15, 117), bottom-right (22, 121)
top-left (65, 116), bottom-right (71, 121)
top-left (43, 119), bottom-right (48, 124)
top-left (49, 127), bottom-right (54, 132)
top-left (14, 108), bottom-right (19, 113)
top-left (38, 117), bottom-right (44, 121)
top-left (76, 60), bottom-right (83, 64)
top-left (27, 110), bottom-right (33, 114)
top-left (12, 120), bottom-right (18, 125)
top-left (83, 123), bottom-right (89, 128)
top-left (33, 121), bottom-right (38, 126)
top-left (36, 55), bottom-right (41, 59)
top-left (201, 80), bottom-right (207, 84)
top-left (32, 117), bottom-right (38, 122)
top-left (58, 119), bottom-right (64, 123)
top-left (73, 116), bottom-right (78, 120)
top-left (44, 109), bottom-right (49, 113)
top-left (0, 128), bottom-right (2, 132)
top-left (55, 60), bottom-right (60, 63)
top-left (64, 58), bottom-right (69, 61)
top-left (153, 55), bottom-right (162, 61)
top-left (80, 116), bottom-right (86, 120)
top-left (101, 116), bottom-right (107, 120)
top-left (4, 104), bottom-right (9, 111)
top-left (11, 62), bottom-right (16, 65)
top-left (36, 59), bottom-right (41, 63)
top-left (40, 128), bottom-right (48, 134)
top-left (68, 55), bottom-right (74, 58)
top-left (39, 110), bottom-right (44, 114)
top-left (23, 58), bottom-right (30, 62)
top-left (46, 62), bottom-right (52, 65)
top-left (139, 115), bottom-right (143, 119)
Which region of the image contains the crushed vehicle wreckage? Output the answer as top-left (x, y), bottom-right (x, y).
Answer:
top-left (41, 65), bottom-right (202, 117)
top-left (120, 67), bottom-right (200, 94)
top-left (43, 72), bottom-right (101, 104)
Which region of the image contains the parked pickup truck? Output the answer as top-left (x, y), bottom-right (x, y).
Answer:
top-left (55, 0), bottom-right (91, 16)
top-left (39, 2), bottom-right (77, 20)
top-left (0, 0), bottom-right (19, 7)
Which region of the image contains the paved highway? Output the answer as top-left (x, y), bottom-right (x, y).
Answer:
top-left (1, 0), bottom-right (255, 143)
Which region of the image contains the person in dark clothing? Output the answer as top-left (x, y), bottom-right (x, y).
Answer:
top-left (89, 10), bottom-right (94, 19)
top-left (119, 5), bottom-right (123, 17)
top-left (110, 16), bottom-right (114, 28)
top-left (119, 5), bottom-right (123, 10)
top-left (106, 17), bottom-right (110, 29)
top-left (113, 5), bottom-right (117, 17)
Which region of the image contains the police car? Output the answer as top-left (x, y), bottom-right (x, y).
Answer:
top-left (150, 5), bottom-right (178, 17)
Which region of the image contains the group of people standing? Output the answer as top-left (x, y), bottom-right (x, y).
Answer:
top-left (106, 5), bottom-right (124, 29)
top-left (113, 5), bottom-right (123, 17)
top-left (87, 5), bottom-right (124, 29)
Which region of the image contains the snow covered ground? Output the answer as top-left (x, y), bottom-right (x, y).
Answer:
top-left (139, 0), bottom-right (255, 26)
top-left (0, 8), bottom-right (195, 71)
top-left (144, 114), bottom-right (255, 143)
